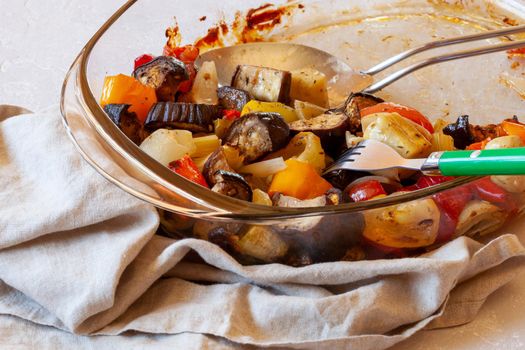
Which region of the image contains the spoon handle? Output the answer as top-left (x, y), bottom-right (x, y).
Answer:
top-left (436, 147), bottom-right (525, 176)
top-left (363, 24), bottom-right (525, 76)
top-left (362, 39), bottom-right (525, 94)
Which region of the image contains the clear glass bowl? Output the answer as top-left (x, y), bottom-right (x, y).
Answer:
top-left (61, 0), bottom-right (525, 264)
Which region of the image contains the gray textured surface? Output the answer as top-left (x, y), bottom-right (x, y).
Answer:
top-left (1, 0), bottom-right (525, 348)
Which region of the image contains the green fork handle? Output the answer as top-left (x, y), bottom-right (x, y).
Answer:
top-left (438, 147), bottom-right (525, 176)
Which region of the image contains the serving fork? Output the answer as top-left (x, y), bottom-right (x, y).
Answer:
top-left (323, 139), bottom-right (525, 176)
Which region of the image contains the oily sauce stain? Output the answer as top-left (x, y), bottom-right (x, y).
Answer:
top-left (193, 2), bottom-right (301, 50)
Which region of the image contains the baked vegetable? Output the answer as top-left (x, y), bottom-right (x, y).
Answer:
top-left (288, 112), bottom-right (349, 140)
top-left (241, 100), bottom-right (298, 123)
top-left (224, 112), bottom-right (290, 163)
top-left (168, 155), bottom-right (209, 188)
top-left (268, 159), bottom-right (333, 200)
top-left (236, 226), bottom-right (288, 262)
top-left (442, 115), bottom-right (473, 149)
top-left (266, 132), bottom-right (326, 173)
top-left (211, 170), bottom-right (253, 201)
top-left (363, 112), bottom-right (432, 158)
top-left (145, 102), bottom-right (221, 133)
top-left (132, 56), bottom-right (189, 102)
top-left (455, 200), bottom-right (506, 237)
top-left (139, 129), bottom-right (196, 167)
top-left (363, 198), bottom-right (441, 248)
top-left (290, 68), bottom-right (329, 108)
top-left (188, 61), bottom-right (219, 104)
top-left (202, 147), bottom-right (237, 186)
top-left (100, 74), bottom-right (157, 123)
top-left (217, 86), bottom-right (252, 111)
top-left (231, 64), bottom-right (292, 104)
top-left (103, 104), bottom-right (143, 144)
top-left (294, 100), bottom-right (325, 120)
top-left (344, 93), bottom-right (384, 135)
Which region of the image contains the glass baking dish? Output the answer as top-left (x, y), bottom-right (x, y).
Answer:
top-left (61, 0), bottom-right (525, 264)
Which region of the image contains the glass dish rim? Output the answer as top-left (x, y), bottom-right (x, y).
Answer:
top-left (61, 0), bottom-right (480, 221)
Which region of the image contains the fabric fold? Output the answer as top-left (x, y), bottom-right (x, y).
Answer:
top-left (1, 105), bottom-right (525, 350)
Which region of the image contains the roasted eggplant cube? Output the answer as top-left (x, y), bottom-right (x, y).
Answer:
top-left (224, 112), bottom-right (290, 163)
top-left (211, 170), bottom-right (253, 201)
top-left (103, 104), bottom-right (143, 144)
top-left (145, 102), bottom-right (221, 133)
top-left (442, 115), bottom-right (473, 149)
top-left (133, 56), bottom-right (189, 102)
top-left (231, 65), bottom-right (291, 104)
top-left (344, 92), bottom-right (384, 135)
top-left (217, 86), bottom-right (253, 111)
top-left (289, 112), bottom-right (349, 155)
top-left (202, 147), bottom-right (236, 186)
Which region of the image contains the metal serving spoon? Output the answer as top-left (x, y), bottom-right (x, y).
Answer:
top-left (197, 25), bottom-right (525, 105)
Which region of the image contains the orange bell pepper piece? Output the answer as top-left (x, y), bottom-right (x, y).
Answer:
top-left (100, 74), bottom-right (157, 123)
top-left (268, 159), bottom-right (333, 200)
top-left (466, 137), bottom-right (492, 150)
top-left (501, 120), bottom-right (525, 144)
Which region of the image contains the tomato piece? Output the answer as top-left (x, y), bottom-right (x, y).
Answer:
top-left (346, 180), bottom-right (386, 202)
top-left (501, 120), bottom-right (525, 144)
top-left (179, 45), bottom-right (200, 62)
top-left (133, 54), bottom-right (155, 70)
top-left (178, 63), bottom-right (196, 93)
top-left (360, 102), bottom-right (434, 133)
top-left (100, 74), bottom-right (157, 123)
top-left (222, 109), bottom-right (242, 121)
top-left (163, 44), bottom-right (200, 63)
top-left (168, 155), bottom-right (209, 188)
top-left (472, 177), bottom-right (508, 204)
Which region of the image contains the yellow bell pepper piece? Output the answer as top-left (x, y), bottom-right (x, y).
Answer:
top-left (241, 100), bottom-right (298, 123)
top-left (268, 159), bottom-right (332, 200)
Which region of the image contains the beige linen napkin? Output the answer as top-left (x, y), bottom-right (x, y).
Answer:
top-left (1, 105), bottom-right (525, 350)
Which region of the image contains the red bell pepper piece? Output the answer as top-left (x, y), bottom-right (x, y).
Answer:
top-left (134, 54), bottom-right (155, 70)
top-left (168, 155), bottom-right (209, 188)
top-left (433, 186), bottom-right (473, 222)
top-left (222, 109), bottom-right (242, 121)
top-left (346, 180), bottom-right (386, 202)
top-left (472, 177), bottom-right (508, 204)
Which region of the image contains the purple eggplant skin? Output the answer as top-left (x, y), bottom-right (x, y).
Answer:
top-left (202, 147), bottom-right (236, 186)
top-left (133, 56), bottom-right (189, 102)
top-left (103, 104), bottom-right (144, 145)
top-left (144, 102), bottom-right (221, 133)
top-left (343, 92), bottom-right (384, 135)
top-left (217, 86), bottom-right (253, 111)
top-left (224, 112), bottom-right (290, 163)
top-left (211, 170), bottom-right (253, 201)
top-left (288, 112), bottom-right (349, 156)
top-left (231, 65), bottom-right (292, 104)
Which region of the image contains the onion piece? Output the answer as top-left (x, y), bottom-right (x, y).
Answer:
top-left (240, 157), bottom-right (287, 178)
top-left (360, 113), bottom-right (382, 132)
top-left (346, 175), bottom-right (402, 192)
